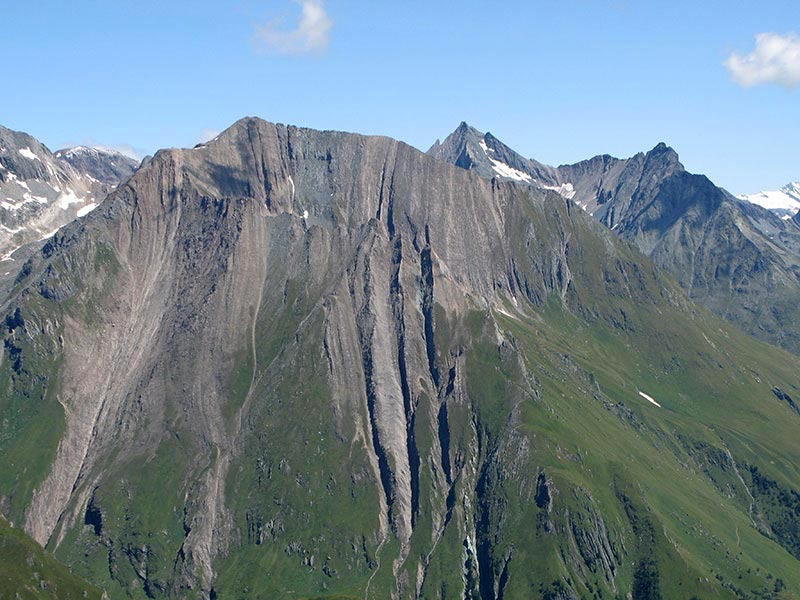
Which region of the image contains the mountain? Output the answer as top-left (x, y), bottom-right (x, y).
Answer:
top-left (0, 515), bottom-right (105, 599)
top-left (0, 125), bottom-right (138, 265)
top-left (54, 146), bottom-right (139, 187)
top-left (427, 122), bottom-right (559, 186)
top-left (1, 117), bottom-right (800, 599)
top-left (430, 124), bottom-right (800, 355)
top-left (739, 182), bottom-right (800, 220)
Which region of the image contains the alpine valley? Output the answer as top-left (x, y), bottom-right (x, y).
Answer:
top-left (1, 117), bottom-right (800, 600)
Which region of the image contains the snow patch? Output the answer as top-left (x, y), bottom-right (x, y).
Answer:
top-left (542, 182), bottom-right (577, 200)
top-left (302, 209), bottom-right (309, 220)
top-left (1, 247), bottom-right (20, 262)
top-left (76, 203), bottom-right (98, 217)
top-left (494, 305), bottom-right (518, 320)
top-left (25, 193), bottom-right (48, 204)
top-left (38, 227), bottom-right (60, 241)
top-left (638, 391), bottom-right (662, 408)
top-left (18, 147), bottom-right (40, 161)
top-left (57, 189), bottom-right (85, 209)
top-left (488, 158), bottom-right (532, 183)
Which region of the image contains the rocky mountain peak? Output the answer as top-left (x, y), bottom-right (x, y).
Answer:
top-left (0, 124), bottom-right (139, 262)
top-left (3, 116), bottom-right (800, 599)
top-left (55, 145), bottom-right (139, 186)
top-left (643, 142), bottom-right (684, 173)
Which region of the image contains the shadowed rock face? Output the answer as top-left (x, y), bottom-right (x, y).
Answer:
top-left (430, 123), bottom-right (800, 355)
top-left (2, 118), bottom-right (800, 599)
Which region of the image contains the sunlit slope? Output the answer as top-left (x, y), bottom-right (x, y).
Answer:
top-left (0, 118), bottom-right (798, 599)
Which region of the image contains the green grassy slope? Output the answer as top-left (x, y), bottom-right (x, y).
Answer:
top-left (1, 127), bottom-right (799, 598)
top-left (0, 516), bottom-right (105, 599)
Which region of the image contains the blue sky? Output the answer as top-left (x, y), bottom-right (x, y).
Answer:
top-left (1, 1), bottom-right (797, 193)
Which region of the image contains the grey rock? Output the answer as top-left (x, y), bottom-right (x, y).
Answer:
top-left (432, 123), bottom-right (800, 354)
top-left (54, 146), bottom-right (138, 187)
top-left (0, 124), bottom-right (138, 264)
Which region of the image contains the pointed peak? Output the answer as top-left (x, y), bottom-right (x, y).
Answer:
top-left (650, 142), bottom-right (676, 155)
top-left (644, 142), bottom-right (683, 169)
top-left (450, 121), bottom-right (484, 139)
top-left (782, 181), bottom-right (800, 195)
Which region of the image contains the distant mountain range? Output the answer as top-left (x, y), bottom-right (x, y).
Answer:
top-left (0, 125), bottom-right (139, 265)
top-left (430, 122), bottom-right (800, 355)
top-left (739, 182), bottom-right (800, 220)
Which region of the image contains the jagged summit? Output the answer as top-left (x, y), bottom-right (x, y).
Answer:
top-left (430, 122), bottom-right (800, 355)
top-left (428, 122), bottom-right (557, 184)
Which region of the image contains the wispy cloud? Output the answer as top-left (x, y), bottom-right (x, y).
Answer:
top-left (197, 129), bottom-right (221, 145)
top-left (725, 32), bottom-right (800, 89)
top-left (254, 0), bottom-right (332, 56)
top-left (92, 144), bottom-right (143, 161)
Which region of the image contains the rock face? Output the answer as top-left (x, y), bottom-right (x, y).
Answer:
top-left (2, 118), bottom-right (800, 599)
top-left (0, 125), bottom-right (138, 263)
top-left (54, 146), bottom-right (139, 187)
top-left (430, 123), bottom-right (800, 355)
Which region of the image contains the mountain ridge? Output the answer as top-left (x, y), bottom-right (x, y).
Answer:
top-left (1, 116), bottom-right (799, 598)
top-left (0, 124), bottom-right (139, 265)
top-left (430, 122), bottom-right (800, 355)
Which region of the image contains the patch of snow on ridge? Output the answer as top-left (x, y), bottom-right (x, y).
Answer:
top-left (76, 203), bottom-right (98, 218)
top-left (57, 189), bottom-right (85, 209)
top-left (543, 182), bottom-right (577, 200)
top-left (488, 158), bottom-right (532, 183)
top-left (25, 193), bottom-right (48, 204)
top-left (638, 391), bottom-right (661, 408)
top-left (18, 147), bottom-right (40, 161)
top-left (477, 137), bottom-right (532, 182)
top-left (1, 246), bottom-right (20, 262)
top-left (478, 140), bottom-right (495, 154)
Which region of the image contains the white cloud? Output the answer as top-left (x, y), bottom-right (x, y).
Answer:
top-left (725, 32), bottom-right (800, 89)
top-left (197, 129), bottom-right (221, 145)
top-left (92, 144), bottom-right (143, 161)
top-left (254, 0), bottom-right (332, 55)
